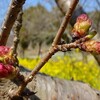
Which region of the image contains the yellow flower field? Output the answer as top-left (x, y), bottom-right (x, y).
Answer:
top-left (19, 56), bottom-right (100, 90)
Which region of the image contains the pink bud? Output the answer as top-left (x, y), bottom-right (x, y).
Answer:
top-left (0, 46), bottom-right (15, 65)
top-left (77, 14), bottom-right (89, 22)
top-left (0, 63), bottom-right (17, 79)
top-left (81, 40), bottom-right (100, 54)
top-left (0, 46), bottom-right (10, 56)
top-left (95, 42), bottom-right (100, 54)
top-left (72, 14), bottom-right (92, 39)
top-left (0, 63), bottom-right (8, 78)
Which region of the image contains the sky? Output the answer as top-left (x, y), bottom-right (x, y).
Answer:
top-left (0, 0), bottom-right (100, 25)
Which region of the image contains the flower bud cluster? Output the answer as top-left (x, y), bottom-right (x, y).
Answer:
top-left (71, 14), bottom-right (100, 54)
top-left (0, 46), bottom-right (18, 79)
top-left (81, 40), bottom-right (100, 54)
top-left (72, 14), bottom-right (92, 40)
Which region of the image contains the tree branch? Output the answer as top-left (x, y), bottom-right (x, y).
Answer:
top-left (52, 0), bottom-right (79, 46)
top-left (12, 10), bottom-right (23, 55)
top-left (56, 36), bottom-right (90, 52)
top-left (9, 0), bottom-right (79, 98)
top-left (0, 0), bottom-right (26, 46)
top-left (11, 9), bottom-right (23, 67)
top-left (55, 0), bottom-right (100, 65)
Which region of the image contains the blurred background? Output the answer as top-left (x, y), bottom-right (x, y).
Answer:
top-left (0, 0), bottom-right (100, 90)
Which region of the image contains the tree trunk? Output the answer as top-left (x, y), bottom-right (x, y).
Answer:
top-left (20, 48), bottom-right (25, 58)
top-left (55, 0), bottom-right (100, 65)
top-left (0, 70), bottom-right (100, 100)
top-left (38, 42), bottom-right (42, 57)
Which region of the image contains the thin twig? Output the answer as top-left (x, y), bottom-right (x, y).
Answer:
top-left (8, 10), bottom-right (25, 99)
top-left (11, 9), bottom-right (23, 67)
top-left (52, 0), bottom-right (79, 46)
top-left (26, 0), bottom-right (79, 82)
top-left (0, 0), bottom-right (26, 46)
top-left (12, 0), bottom-right (79, 97)
top-left (12, 10), bottom-right (23, 55)
top-left (57, 36), bottom-right (90, 52)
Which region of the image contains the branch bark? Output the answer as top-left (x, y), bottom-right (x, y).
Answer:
top-left (0, 0), bottom-right (26, 46)
top-left (11, 9), bottom-right (23, 68)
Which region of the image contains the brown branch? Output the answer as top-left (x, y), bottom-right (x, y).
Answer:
top-left (0, 0), bottom-right (26, 46)
top-left (57, 36), bottom-right (90, 52)
top-left (9, 0), bottom-right (79, 98)
top-left (11, 10), bottom-right (23, 67)
top-left (12, 10), bottom-right (23, 55)
top-left (28, 0), bottom-right (79, 79)
top-left (52, 0), bottom-right (79, 46)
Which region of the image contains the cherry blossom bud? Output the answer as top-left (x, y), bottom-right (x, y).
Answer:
top-left (0, 63), bottom-right (18, 79)
top-left (81, 40), bottom-right (100, 54)
top-left (72, 14), bottom-right (92, 40)
top-left (0, 46), bottom-right (10, 56)
top-left (0, 46), bottom-right (15, 65)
